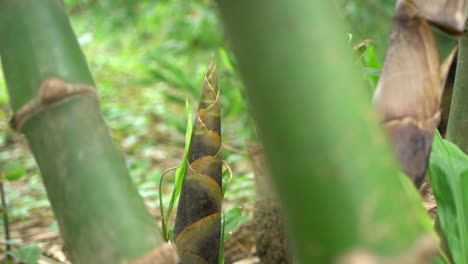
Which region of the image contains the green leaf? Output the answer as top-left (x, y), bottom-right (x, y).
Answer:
top-left (219, 214), bottom-right (225, 264)
top-left (149, 56), bottom-right (198, 95)
top-left (218, 48), bottom-right (236, 72)
top-left (361, 45), bottom-right (381, 70)
top-left (167, 225), bottom-right (175, 242)
top-left (362, 67), bottom-right (381, 77)
top-left (8, 244), bottom-right (41, 264)
top-left (221, 163), bottom-right (232, 199)
top-left (221, 206), bottom-right (249, 243)
top-left (48, 221), bottom-right (58, 232)
top-left (160, 99), bottom-right (194, 240)
top-left (360, 45), bottom-right (381, 90)
top-left (219, 207), bottom-right (249, 264)
top-left (4, 161), bottom-right (27, 182)
top-left (429, 131), bottom-right (468, 264)
top-left (166, 99), bottom-right (193, 221)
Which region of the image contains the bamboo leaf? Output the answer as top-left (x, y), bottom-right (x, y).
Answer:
top-left (3, 161), bottom-right (27, 182)
top-left (218, 48), bottom-right (236, 73)
top-left (221, 161), bottom-right (233, 198)
top-left (159, 99), bottom-right (193, 241)
top-left (165, 99), bottom-right (193, 227)
top-left (167, 225), bottom-right (175, 242)
top-left (221, 206), bottom-right (249, 243)
top-left (359, 44), bottom-right (382, 90)
top-left (218, 214), bottom-right (225, 264)
top-left (429, 131), bottom-right (468, 264)
top-left (149, 55), bottom-right (198, 95)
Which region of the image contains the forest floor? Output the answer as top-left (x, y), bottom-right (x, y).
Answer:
top-left (0, 165), bottom-right (437, 264)
top-left (0, 117), bottom-right (256, 263)
top-left (0, 2), bottom-right (257, 263)
top-left (0, 198), bottom-right (257, 264)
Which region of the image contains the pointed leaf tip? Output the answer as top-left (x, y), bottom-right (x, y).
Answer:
top-left (209, 53), bottom-right (215, 67)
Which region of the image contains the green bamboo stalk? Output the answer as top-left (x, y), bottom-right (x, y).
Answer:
top-left (215, 0), bottom-right (438, 263)
top-left (0, 1), bottom-right (174, 263)
top-left (0, 182), bottom-right (12, 261)
top-left (447, 37), bottom-right (468, 152)
top-left (174, 57), bottom-right (222, 264)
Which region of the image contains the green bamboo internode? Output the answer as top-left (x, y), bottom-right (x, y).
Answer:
top-left (215, 0), bottom-right (438, 262)
top-left (174, 57), bottom-right (222, 263)
top-left (0, 1), bottom-right (167, 263)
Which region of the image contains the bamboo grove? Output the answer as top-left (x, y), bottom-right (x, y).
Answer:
top-left (0, 1), bottom-right (168, 263)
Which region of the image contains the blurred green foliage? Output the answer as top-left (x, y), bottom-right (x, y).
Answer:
top-left (430, 132), bottom-right (468, 264)
top-left (7, 244), bottom-right (41, 264)
top-left (339, 0), bottom-right (457, 61)
top-left (339, 0), bottom-right (395, 60)
top-left (65, 0), bottom-right (254, 223)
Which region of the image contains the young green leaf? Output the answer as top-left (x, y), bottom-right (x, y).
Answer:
top-left (219, 214), bottom-right (225, 264)
top-left (167, 225), bottom-right (175, 242)
top-left (221, 161), bottom-right (233, 198)
top-left (166, 99), bottom-right (193, 224)
top-left (360, 45), bottom-right (381, 89)
top-left (221, 206), bottom-right (249, 243)
top-left (218, 48), bottom-right (236, 73)
top-left (159, 99), bottom-right (193, 240)
top-left (4, 161), bottom-right (27, 182)
top-left (429, 131), bottom-right (468, 264)
top-left (149, 56), bottom-right (198, 95)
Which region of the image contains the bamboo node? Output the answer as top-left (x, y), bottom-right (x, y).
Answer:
top-left (41, 78), bottom-right (69, 103)
top-left (10, 78), bottom-right (97, 132)
top-left (384, 111), bottom-right (441, 133)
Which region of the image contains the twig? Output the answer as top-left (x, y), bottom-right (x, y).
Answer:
top-left (0, 181), bottom-right (12, 260)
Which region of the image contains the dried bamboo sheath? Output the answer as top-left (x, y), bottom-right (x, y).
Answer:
top-left (374, 0), bottom-right (466, 187)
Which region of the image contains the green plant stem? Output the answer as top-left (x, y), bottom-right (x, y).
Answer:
top-left (0, 1), bottom-right (163, 262)
top-left (447, 34), bottom-right (468, 152)
top-left (159, 165), bottom-right (180, 241)
top-left (0, 182), bottom-right (12, 261)
top-left (215, 0), bottom-right (435, 262)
